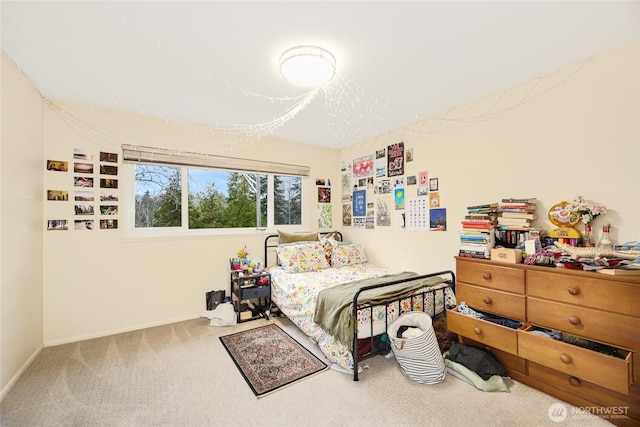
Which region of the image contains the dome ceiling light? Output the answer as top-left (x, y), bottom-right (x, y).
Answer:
top-left (279, 45), bottom-right (336, 87)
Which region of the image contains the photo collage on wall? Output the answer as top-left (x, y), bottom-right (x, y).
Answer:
top-left (341, 141), bottom-right (447, 231)
top-left (46, 148), bottom-right (120, 231)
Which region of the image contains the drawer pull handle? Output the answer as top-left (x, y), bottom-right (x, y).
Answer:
top-left (568, 377), bottom-right (581, 387)
top-left (568, 316), bottom-right (581, 326)
top-left (473, 327), bottom-right (482, 335)
top-left (567, 286), bottom-right (580, 296)
top-left (482, 272), bottom-right (492, 280)
top-left (560, 354), bottom-right (572, 364)
top-left (483, 297), bottom-right (492, 305)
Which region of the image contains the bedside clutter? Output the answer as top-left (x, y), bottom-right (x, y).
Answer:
top-left (448, 256), bottom-right (640, 426)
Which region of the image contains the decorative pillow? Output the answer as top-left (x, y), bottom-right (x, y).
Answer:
top-left (318, 233), bottom-right (340, 266)
top-left (276, 242), bottom-right (330, 273)
top-left (331, 243), bottom-right (368, 268)
top-left (277, 230), bottom-right (319, 244)
top-left (321, 231), bottom-right (342, 242)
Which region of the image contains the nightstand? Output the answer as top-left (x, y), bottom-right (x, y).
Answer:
top-left (230, 270), bottom-right (271, 323)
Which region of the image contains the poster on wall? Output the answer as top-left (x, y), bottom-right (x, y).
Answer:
top-left (429, 192), bottom-right (441, 208)
top-left (377, 179), bottom-right (391, 194)
top-left (74, 148), bottom-right (93, 161)
top-left (100, 179), bottom-right (118, 189)
top-left (47, 219), bottom-right (68, 230)
top-left (100, 219), bottom-right (118, 229)
top-left (99, 165), bottom-right (118, 175)
top-left (430, 177), bottom-right (439, 191)
top-left (74, 177), bottom-right (93, 187)
top-left (407, 197), bottom-right (429, 230)
top-left (75, 205), bottom-right (94, 215)
top-left (353, 189), bottom-right (366, 217)
top-left (46, 160), bottom-right (68, 172)
top-left (341, 173), bottom-right (351, 194)
top-left (75, 191), bottom-right (94, 201)
top-left (318, 187), bottom-right (331, 203)
top-left (366, 217), bottom-right (374, 229)
top-left (375, 159), bottom-right (386, 177)
top-left (353, 155), bottom-right (374, 178)
top-left (430, 208), bottom-right (447, 231)
top-left (387, 142), bottom-right (404, 177)
top-left (418, 171), bottom-right (429, 187)
top-left (100, 205), bottom-right (118, 215)
top-left (74, 163), bottom-right (94, 174)
top-left (100, 152), bottom-right (118, 163)
top-left (74, 220), bottom-right (94, 230)
top-left (353, 217), bottom-right (366, 229)
top-left (394, 187), bottom-right (405, 210)
top-left (317, 204), bottom-right (332, 229)
top-left (47, 190), bottom-right (68, 201)
top-left (342, 203), bottom-right (352, 226)
top-left (376, 196), bottom-right (392, 227)
top-left (395, 210), bottom-right (406, 229)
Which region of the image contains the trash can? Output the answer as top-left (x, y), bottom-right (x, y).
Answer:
top-left (388, 311), bottom-right (446, 384)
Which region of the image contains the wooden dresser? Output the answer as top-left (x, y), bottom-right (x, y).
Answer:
top-left (448, 256), bottom-right (640, 426)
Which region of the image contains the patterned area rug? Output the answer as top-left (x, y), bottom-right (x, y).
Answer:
top-left (220, 323), bottom-right (328, 397)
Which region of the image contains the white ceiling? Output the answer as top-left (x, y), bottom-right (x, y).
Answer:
top-left (2, 1), bottom-right (638, 149)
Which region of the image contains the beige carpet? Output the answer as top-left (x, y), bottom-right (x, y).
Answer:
top-left (1, 317), bottom-right (613, 427)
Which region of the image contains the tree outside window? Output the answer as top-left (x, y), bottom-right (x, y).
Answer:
top-left (134, 164), bottom-right (302, 230)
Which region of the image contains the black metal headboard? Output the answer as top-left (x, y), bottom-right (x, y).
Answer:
top-left (264, 231), bottom-right (343, 267)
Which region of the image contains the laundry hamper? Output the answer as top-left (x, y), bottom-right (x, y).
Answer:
top-left (387, 311), bottom-right (446, 384)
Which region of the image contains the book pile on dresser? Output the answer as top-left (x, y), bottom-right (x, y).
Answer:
top-left (496, 198), bottom-right (540, 248)
top-left (459, 202), bottom-right (498, 258)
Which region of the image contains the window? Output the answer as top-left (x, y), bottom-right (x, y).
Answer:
top-left (125, 145), bottom-right (307, 233)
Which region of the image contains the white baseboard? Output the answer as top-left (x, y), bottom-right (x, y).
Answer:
top-left (1, 344), bottom-right (43, 402)
top-left (44, 313), bottom-right (201, 347)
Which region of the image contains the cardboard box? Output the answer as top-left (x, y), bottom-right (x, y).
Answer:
top-left (491, 248), bottom-right (522, 264)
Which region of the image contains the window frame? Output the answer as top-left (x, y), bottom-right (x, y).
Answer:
top-left (122, 162), bottom-right (308, 238)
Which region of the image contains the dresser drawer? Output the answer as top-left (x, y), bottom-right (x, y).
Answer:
top-left (527, 270), bottom-right (640, 317)
top-left (456, 259), bottom-right (525, 294)
top-left (457, 283), bottom-right (525, 320)
top-left (528, 362), bottom-right (640, 422)
top-left (447, 308), bottom-right (519, 355)
top-left (519, 328), bottom-right (632, 395)
top-left (527, 297), bottom-right (640, 350)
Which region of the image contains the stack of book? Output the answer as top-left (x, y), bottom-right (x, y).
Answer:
top-left (496, 198), bottom-right (538, 248)
top-left (459, 203), bottom-right (498, 258)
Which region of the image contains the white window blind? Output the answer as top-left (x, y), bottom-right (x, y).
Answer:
top-left (122, 144), bottom-right (310, 177)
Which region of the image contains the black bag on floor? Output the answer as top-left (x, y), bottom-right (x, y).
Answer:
top-left (445, 343), bottom-right (508, 380)
top-left (206, 290), bottom-right (225, 310)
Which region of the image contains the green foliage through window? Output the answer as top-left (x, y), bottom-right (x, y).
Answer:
top-left (134, 165), bottom-right (302, 229)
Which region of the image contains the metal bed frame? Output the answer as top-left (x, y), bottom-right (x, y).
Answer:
top-left (351, 270), bottom-right (455, 380)
top-left (264, 233), bottom-right (456, 381)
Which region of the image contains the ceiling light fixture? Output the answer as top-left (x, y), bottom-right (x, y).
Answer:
top-left (279, 45), bottom-right (336, 87)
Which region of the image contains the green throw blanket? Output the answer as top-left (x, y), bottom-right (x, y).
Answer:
top-left (313, 272), bottom-right (447, 351)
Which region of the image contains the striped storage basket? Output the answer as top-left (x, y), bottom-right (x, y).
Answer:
top-left (388, 311), bottom-right (446, 384)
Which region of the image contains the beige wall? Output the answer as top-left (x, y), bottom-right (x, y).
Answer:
top-left (2, 39), bottom-right (638, 396)
top-left (339, 40), bottom-right (640, 274)
top-left (1, 54), bottom-right (44, 397)
top-left (42, 103), bottom-right (339, 345)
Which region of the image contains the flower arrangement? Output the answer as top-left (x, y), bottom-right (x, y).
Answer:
top-left (566, 196), bottom-right (607, 225)
top-left (237, 245), bottom-right (249, 258)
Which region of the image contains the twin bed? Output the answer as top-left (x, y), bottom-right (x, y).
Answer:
top-left (264, 232), bottom-right (457, 380)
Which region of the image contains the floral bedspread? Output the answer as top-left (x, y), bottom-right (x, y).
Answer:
top-left (269, 264), bottom-right (456, 372)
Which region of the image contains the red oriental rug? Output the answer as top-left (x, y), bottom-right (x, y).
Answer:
top-left (219, 324), bottom-right (328, 397)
